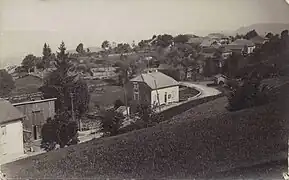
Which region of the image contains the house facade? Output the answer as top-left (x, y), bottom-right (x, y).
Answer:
top-left (13, 98), bottom-right (56, 142)
top-left (0, 99), bottom-right (25, 162)
top-left (226, 39), bottom-right (255, 55)
top-left (127, 70), bottom-right (179, 108)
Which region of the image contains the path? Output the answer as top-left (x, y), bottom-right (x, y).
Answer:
top-left (155, 81), bottom-right (221, 113)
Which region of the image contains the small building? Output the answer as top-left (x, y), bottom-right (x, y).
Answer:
top-left (214, 74), bottom-right (228, 85)
top-left (115, 106), bottom-right (130, 116)
top-left (217, 46), bottom-right (233, 60)
top-left (226, 39), bottom-right (255, 55)
top-left (0, 99), bottom-right (25, 162)
top-left (127, 70), bottom-right (179, 108)
top-left (249, 36), bottom-right (267, 47)
top-left (12, 98), bottom-right (56, 142)
top-left (200, 38), bottom-right (222, 48)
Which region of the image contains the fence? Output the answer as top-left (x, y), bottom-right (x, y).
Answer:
top-left (159, 93), bottom-right (225, 121)
top-left (120, 93), bottom-right (225, 134)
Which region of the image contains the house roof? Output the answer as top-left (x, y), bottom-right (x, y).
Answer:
top-left (0, 98), bottom-right (24, 125)
top-left (229, 39), bottom-right (255, 47)
top-left (218, 46), bottom-right (233, 53)
top-left (130, 71), bottom-right (179, 89)
top-left (187, 37), bottom-right (206, 45)
top-left (249, 36), bottom-right (265, 44)
top-left (200, 39), bottom-right (222, 48)
top-left (207, 33), bottom-right (228, 39)
top-left (157, 63), bottom-right (173, 69)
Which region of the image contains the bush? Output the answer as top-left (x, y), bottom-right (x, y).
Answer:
top-left (99, 109), bottom-right (125, 136)
top-left (135, 104), bottom-right (164, 128)
top-left (41, 114), bottom-right (80, 151)
top-left (226, 80), bottom-right (270, 111)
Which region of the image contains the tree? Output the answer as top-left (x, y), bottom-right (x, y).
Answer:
top-left (235, 34), bottom-right (244, 40)
top-left (101, 40), bottom-right (110, 50)
top-left (155, 34), bottom-right (173, 48)
top-left (0, 69), bottom-right (15, 97)
top-left (22, 54), bottom-right (37, 72)
top-left (115, 43), bottom-right (131, 54)
top-left (57, 41), bottom-right (69, 62)
top-left (42, 43), bottom-right (52, 68)
top-left (138, 40), bottom-right (147, 49)
top-left (244, 29), bottom-right (258, 40)
top-left (39, 42), bottom-right (89, 148)
top-left (173, 34), bottom-right (190, 44)
top-left (280, 29), bottom-right (289, 50)
top-left (100, 109), bottom-right (124, 137)
top-left (35, 57), bottom-right (44, 70)
top-left (166, 43), bottom-right (197, 80)
top-left (265, 32), bottom-right (274, 40)
top-left (76, 43), bottom-right (85, 54)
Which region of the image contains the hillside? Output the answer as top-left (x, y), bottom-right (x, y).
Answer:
top-left (235, 23), bottom-right (289, 36)
top-left (3, 83), bottom-right (289, 179)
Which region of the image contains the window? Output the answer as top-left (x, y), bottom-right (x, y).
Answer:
top-left (1, 126), bottom-right (7, 136)
top-left (133, 82), bottom-right (139, 91)
top-left (133, 92), bottom-right (139, 101)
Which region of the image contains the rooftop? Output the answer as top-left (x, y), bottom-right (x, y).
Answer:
top-left (229, 39), bottom-right (255, 47)
top-left (12, 98), bottom-right (57, 106)
top-left (0, 98), bottom-right (25, 125)
top-left (130, 71), bottom-right (179, 89)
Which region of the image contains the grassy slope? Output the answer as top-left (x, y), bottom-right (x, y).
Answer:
top-left (3, 92), bottom-right (289, 179)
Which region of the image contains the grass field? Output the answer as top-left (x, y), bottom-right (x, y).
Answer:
top-left (3, 92), bottom-right (289, 179)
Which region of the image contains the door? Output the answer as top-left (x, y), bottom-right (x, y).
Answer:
top-left (164, 92), bottom-right (167, 104)
top-left (0, 125), bottom-right (7, 155)
top-left (33, 125), bottom-right (37, 140)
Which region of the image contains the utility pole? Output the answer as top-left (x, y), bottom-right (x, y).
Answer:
top-left (70, 92), bottom-right (79, 130)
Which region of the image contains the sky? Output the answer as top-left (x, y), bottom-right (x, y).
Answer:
top-left (1, 0), bottom-right (289, 67)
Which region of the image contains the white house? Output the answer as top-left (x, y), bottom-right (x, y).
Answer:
top-left (0, 99), bottom-right (25, 164)
top-left (128, 70), bottom-right (179, 107)
top-left (226, 39), bottom-right (256, 55)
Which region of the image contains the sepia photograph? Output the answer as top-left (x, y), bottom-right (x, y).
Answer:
top-left (1, 0), bottom-right (289, 179)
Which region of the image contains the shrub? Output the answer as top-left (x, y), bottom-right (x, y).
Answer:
top-left (227, 79), bottom-right (270, 111)
top-left (134, 104), bottom-right (164, 128)
top-left (41, 113), bottom-right (80, 151)
top-left (99, 109), bottom-right (125, 136)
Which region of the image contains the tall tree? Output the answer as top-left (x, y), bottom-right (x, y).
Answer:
top-left (76, 43), bottom-right (85, 54)
top-left (280, 29), bottom-right (289, 50)
top-left (40, 41), bottom-right (89, 124)
top-left (22, 54), bottom-right (37, 72)
top-left (42, 43), bottom-right (52, 68)
top-left (0, 69), bottom-right (15, 97)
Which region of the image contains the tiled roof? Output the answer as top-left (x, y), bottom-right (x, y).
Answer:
top-left (130, 71), bottom-right (179, 89)
top-left (250, 36), bottom-right (265, 44)
top-left (229, 39), bottom-right (255, 47)
top-left (0, 98), bottom-right (24, 125)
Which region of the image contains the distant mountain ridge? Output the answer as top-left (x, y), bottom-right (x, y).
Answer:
top-left (235, 23), bottom-right (289, 36)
